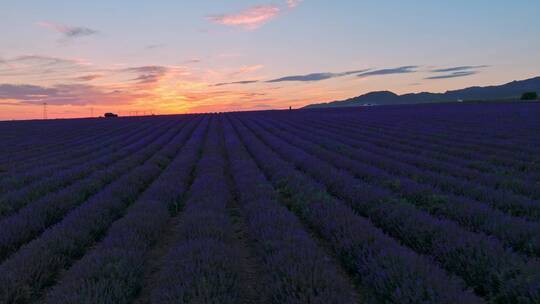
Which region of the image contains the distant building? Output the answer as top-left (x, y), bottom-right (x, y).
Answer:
top-left (104, 112), bottom-right (119, 118)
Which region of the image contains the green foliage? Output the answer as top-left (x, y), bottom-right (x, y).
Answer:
top-left (520, 92), bottom-right (538, 100)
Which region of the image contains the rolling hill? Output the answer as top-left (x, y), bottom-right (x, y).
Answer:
top-left (304, 76), bottom-right (540, 108)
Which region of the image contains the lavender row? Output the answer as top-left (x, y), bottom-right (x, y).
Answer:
top-left (0, 116), bottom-right (124, 149)
top-left (229, 114), bottom-right (481, 304)
top-left (0, 118), bottom-right (143, 172)
top-left (0, 118), bottom-right (161, 195)
top-left (284, 112), bottom-right (540, 204)
top-left (259, 117), bottom-right (540, 256)
top-left (311, 114), bottom-right (540, 193)
top-left (339, 104), bottom-right (540, 157)
top-left (318, 114), bottom-right (540, 179)
top-left (293, 116), bottom-right (540, 215)
top-left (299, 112), bottom-right (539, 182)
top-left (150, 117), bottom-right (247, 304)
top-left (0, 121), bottom-right (138, 186)
top-left (240, 115), bottom-right (540, 303)
top-left (44, 117), bottom-right (208, 304)
top-left (286, 114), bottom-right (540, 200)
top-left (222, 116), bottom-right (357, 303)
top-left (361, 106), bottom-right (540, 153)
top-left (0, 119), bottom-right (170, 211)
top-left (0, 116), bottom-right (196, 303)
top-left (0, 118), bottom-right (160, 181)
top-left (0, 118), bottom-right (119, 159)
top-left (0, 118), bottom-right (192, 264)
top-left (296, 110), bottom-right (534, 175)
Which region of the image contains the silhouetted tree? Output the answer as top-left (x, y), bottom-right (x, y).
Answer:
top-left (521, 92), bottom-right (538, 100)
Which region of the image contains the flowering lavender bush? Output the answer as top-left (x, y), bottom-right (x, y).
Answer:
top-left (0, 102), bottom-right (538, 303)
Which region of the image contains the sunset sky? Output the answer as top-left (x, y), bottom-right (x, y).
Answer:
top-left (1, 0), bottom-right (539, 120)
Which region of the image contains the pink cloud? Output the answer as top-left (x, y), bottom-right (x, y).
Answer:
top-left (207, 5), bottom-right (281, 30)
top-left (287, 0), bottom-right (303, 9)
top-left (0, 83), bottom-right (148, 106)
top-left (73, 74), bottom-right (103, 82)
top-left (232, 64), bottom-right (264, 76)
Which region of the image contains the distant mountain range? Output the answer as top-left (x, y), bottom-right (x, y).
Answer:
top-left (303, 76), bottom-right (540, 109)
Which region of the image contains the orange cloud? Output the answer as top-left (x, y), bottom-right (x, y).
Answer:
top-left (230, 64), bottom-right (264, 77)
top-left (0, 83), bottom-right (152, 106)
top-left (0, 53), bottom-right (350, 120)
top-left (207, 5), bottom-right (281, 30)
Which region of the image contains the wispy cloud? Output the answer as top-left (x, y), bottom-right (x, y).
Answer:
top-left (212, 67), bottom-right (369, 86)
top-left (123, 66), bottom-right (169, 75)
top-left (8, 55), bottom-right (84, 66)
top-left (212, 80), bottom-right (259, 87)
top-left (430, 65), bottom-right (488, 73)
top-left (287, 0), bottom-right (303, 8)
top-left (357, 66), bottom-right (418, 78)
top-left (144, 44), bottom-right (165, 50)
top-left (207, 5), bottom-right (281, 30)
top-left (0, 84), bottom-right (58, 101)
top-left (0, 83), bottom-right (146, 106)
top-left (0, 55), bottom-right (93, 80)
top-left (73, 74), bottom-right (103, 82)
top-left (178, 91), bottom-right (265, 112)
top-left (268, 69), bottom-right (369, 83)
top-left (37, 22), bottom-right (98, 41)
top-left (230, 64), bottom-right (264, 77)
top-left (216, 53), bottom-right (243, 59)
top-left (426, 65), bottom-right (487, 80)
top-left (1, 55), bottom-right (255, 112)
top-left (0, 56), bottom-right (180, 107)
top-left (123, 66), bottom-right (170, 84)
top-left (206, 0), bottom-right (302, 30)
top-left (426, 71), bottom-right (477, 79)
top-left (0, 54), bottom-right (183, 88)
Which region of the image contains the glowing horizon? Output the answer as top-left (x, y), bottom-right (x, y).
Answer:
top-left (1, 0), bottom-right (539, 120)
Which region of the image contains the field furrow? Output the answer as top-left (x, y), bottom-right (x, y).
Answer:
top-left (148, 117), bottom-right (249, 304)
top-left (284, 115), bottom-right (540, 199)
top-left (0, 117), bottom-right (197, 303)
top-left (230, 114), bottom-right (482, 303)
top-left (0, 118), bottom-right (170, 207)
top-left (43, 117), bottom-right (209, 304)
top-left (255, 116), bottom-right (540, 256)
top-left (237, 114), bottom-right (540, 303)
top-left (0, 119), bottom-right (145, 171)
top-left (223, 115), bottom-right (359, 303)
top-left (1, 102), bottom-right (538, 303)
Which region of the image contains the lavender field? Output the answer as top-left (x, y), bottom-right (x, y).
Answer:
top-left (0, 102), bottom-right (539, 304)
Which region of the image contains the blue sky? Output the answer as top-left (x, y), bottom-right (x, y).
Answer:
top-left (1, 0), bottom-right (539, 119)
